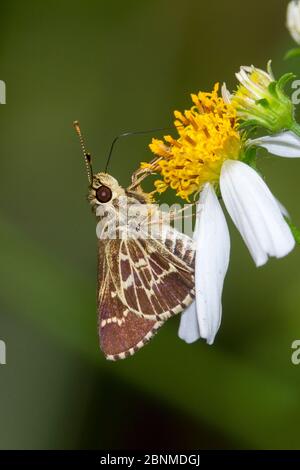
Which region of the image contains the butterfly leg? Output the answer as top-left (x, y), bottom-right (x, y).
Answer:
top-left (129, 157), bottom-right (162, 190)
top-left (168, 204), bottom-right (196, 221)
top-left (130, 168), bottom-right (150, 189)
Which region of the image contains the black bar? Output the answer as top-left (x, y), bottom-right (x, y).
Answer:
top-left (0, 451), bottom-right (299, 466)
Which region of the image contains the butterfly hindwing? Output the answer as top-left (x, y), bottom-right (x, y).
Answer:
top-left (116, 236), bottom-right (195, 320)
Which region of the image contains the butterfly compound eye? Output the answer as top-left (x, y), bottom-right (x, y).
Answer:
top-left (96, 185), bottom-right (112, 203)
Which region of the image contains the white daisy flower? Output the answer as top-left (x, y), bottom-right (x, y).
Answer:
top-left (287, 1), bottom-right (300, 45)
top-left (146, 83), bottom-right (298, 346)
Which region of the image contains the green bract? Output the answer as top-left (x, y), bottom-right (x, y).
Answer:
top-left (232, 65), bottom-right (298, 135)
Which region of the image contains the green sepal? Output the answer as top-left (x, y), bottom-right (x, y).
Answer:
top-left (286, 218), bottom-right (300, 245)
top-left (285, 47), bottom-right (300, 60)
top-left (290, 121), bottom-right (300, 138)
top-left (266, 74), bottom-right (295, 103)
top-left (242, 146), bottom-right (257, 168)
top-left (238, 119), bottom-right (259, 131)
top-left (256, 98), bottom-right (270, 108)
top-left (268, 81), bottom-right (278, 97)
top-left (276, 73), bottom-right (295, 92)
top-left (276, 74), bottom-right (296, 105)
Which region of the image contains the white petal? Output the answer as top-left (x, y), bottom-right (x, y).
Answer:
top-left (178, 301), bottom-right (200, 344)
top-left (221, 82), bottom-right (232, 104)
top-left (178, 204), bottom-right (203, 344)
top-left (249, 131), bottom-right (300, 158)
top-left (194, 183), bottom-right (230, 345)
top-left (267, 60), bottom-right (275, 81)
top-left (220, 160), bottom-right (295, 267)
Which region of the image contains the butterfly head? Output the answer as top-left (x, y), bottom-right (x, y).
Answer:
top-left (88, 172), bottom-right (125, 210)
top-left (73, 122), bottom-right (125, 210)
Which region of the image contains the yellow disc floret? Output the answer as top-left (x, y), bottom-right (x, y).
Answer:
top-left (144, 83), bottom-right (241, 201)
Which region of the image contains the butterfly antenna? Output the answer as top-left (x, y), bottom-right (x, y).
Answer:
top-left (105, 126), bottom-right (183, 173)
top-left (73, 121), bottom-right (93, 185)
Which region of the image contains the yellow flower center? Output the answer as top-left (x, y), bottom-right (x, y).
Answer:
top-left (143, 83), bottom-right (241, 201)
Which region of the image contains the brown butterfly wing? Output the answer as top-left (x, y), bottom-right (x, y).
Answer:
top-left (98, 239), bottom-right (163, 361)
top-left (97, 223), bottom-right (195, 360)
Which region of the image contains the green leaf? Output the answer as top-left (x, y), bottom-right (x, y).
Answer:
top-left (285, 47), bottom-right (300, 60)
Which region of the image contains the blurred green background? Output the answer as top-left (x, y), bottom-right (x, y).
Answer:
top-left (0, 0), bottom-right (300, 450)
